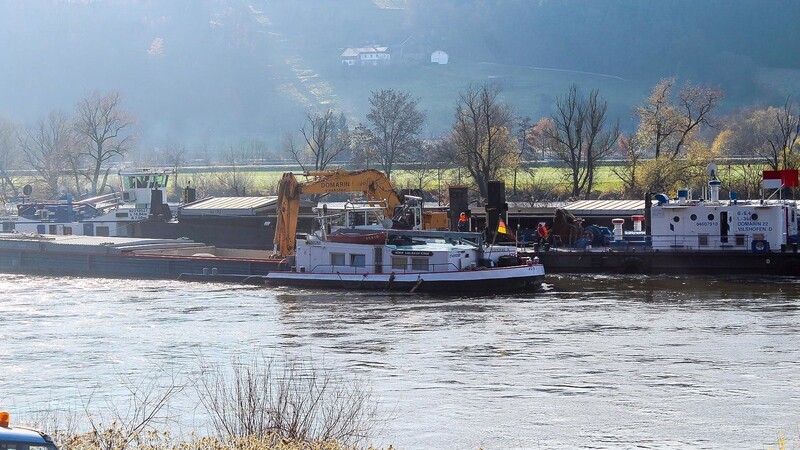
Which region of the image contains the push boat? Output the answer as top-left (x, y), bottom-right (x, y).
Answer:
top-left (1, 169), bottom-right (176, 237)
top-left (265, 203), bottom-right (545, 293)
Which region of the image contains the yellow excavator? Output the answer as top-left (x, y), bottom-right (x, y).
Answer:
top-left (273, 169), bottom-right (447, 256)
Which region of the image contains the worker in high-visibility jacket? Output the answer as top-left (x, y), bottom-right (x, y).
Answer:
top-left (537, 223), bottom-right (549, 244)
top-left (457, 212), bottom-right (469, 232)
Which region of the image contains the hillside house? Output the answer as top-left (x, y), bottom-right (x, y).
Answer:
top-left (431, 50), bottom-right (449, 64)
top-left (341, 46), bottom-right (391, 66)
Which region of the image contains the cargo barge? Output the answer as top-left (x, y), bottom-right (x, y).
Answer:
top-left (0, 234), bottom-right (284, 283)
top-left (520, 168), bottom-right (800, 276)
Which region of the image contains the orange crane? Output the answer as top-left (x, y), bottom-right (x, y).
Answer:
top-left (273, 169), bottom-right (446, 255)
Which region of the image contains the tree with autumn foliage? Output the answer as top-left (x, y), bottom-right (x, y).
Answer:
top-left (635, 78), bottom-right (723, 159)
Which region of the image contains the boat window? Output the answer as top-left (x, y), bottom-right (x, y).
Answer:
top-left (707, 214), bottom-right (714, 220)
top-left (367, 211), bottom-right (383, 226)
top-left (348, 211), bottom-right (366, 227)
top-left (735, 234), bottom-right (746, 246)
top-left (690, 214), bottom-right (697, 221)
top-left (63, 226), bottom-right (72, 235)
top-left (411, 258), bottom-right (429, 271)
top-left (698, 234), bottom-right (709, 246)
top-left (350, 254), bottom-right (366, 267)
top-left (49, 225), bottom-right (57, 234)
top-left (672, 216), bottom-right (680, 223)
top-left (2, 222), bottom-right (14, 232)
top-left (751, 213), bottom-right (758, 221)
top-left (330, 253), bottom-right (345, 266)
top-left (96, 226), bottom-right (110, 237)
top-left (391, 257), bottom-right (407, 270)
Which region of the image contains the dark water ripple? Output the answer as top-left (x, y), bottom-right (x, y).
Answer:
top-left (1, 273), bottom-right (799, 448)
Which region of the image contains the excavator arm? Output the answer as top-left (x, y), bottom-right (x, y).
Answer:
top-left (273, 169), bottom-right (404, 256)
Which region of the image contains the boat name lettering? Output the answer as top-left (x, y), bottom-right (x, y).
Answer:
top-left (391, 250), bottom-right (433, 256)
top-left (739, 226), bottom-right (771, 232)
top-left (128, 208), bottom-right (150, 220)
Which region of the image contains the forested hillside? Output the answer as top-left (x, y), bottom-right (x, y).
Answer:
top-left (1, 0), bottom-right (798, 149)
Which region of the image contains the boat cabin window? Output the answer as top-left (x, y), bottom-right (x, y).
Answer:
top-left (49, 225), bottom-right (57, 234)
top-left (2, 222), bottom-right (14, 232)
top-left (698, 234), bottom-right (709, 246)
top-left (411, 258), bottom-right (429, 271)
top-left (350, 254), bottom-right (366, 267)
top-left (96, 226), bottom-right (110, 237)
top-left (348, 211), bottom-right (366, 227)
top-left (63, 226), bottom-right (72, 236)
top-left (123, 174), bottom-right (169, 189)
top-left (392, 257), bottom-right (407, 271)
top-left (330, 253), bottom-right (345, 266)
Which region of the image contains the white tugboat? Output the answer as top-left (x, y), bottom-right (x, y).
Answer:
top-left (266, 201), bottom-right (545, 293)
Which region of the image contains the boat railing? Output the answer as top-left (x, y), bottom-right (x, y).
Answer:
top-left (302, 262), bottom-right (465, 274)
top-left (648, 233), bottom-right (771, 251)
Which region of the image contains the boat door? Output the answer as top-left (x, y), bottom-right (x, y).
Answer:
top-left (667, 213), bottom-right (685, 248)
top-left (720, 211), bottom-right (729, 243)
top-left (374, 246), bottom-right (383, 273)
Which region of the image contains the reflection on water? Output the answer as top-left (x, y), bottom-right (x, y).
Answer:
top-left (1, 273), bottom-right (799, 448)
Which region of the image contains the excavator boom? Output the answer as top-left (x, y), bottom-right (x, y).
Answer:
top-left (273, 169), bottom-right (404, 256)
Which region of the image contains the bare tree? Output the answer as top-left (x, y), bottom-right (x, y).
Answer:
top-left (366, 89), bottom-right (426, 180)
top-left (636, 78), bottom-right (723, 159)
top-left (163, 142), bottom-right (187, 196)
top-left (20, 111), bottom-right (74, 197)
top-left (612, 131), bottom-right (649, 197)
top-left (767, 97), bottom-right (800, 170)
top-left (74, 91), bottom-right (136, 194)
top-left (406, 140), bottom-right (440, 192)
top-left (511, 116), bottom-right (532, 196)
top-left (545, 84), bottom-right (620, 199)
top-left (449, 82), bottom-right (517, 199)
top-left (216, 144), bottom-right (255, 196)
top-left (285, 109), bottom-right (348, 172)
top-left (0, 117), bottom-right (21, 198)
top-left (349, 122), bottom-right (377, 170)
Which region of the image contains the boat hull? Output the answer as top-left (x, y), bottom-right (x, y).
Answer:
top-left (524, 248), bottom-right (800, 276)
top-left (265, 264), bottom-right (545, 293)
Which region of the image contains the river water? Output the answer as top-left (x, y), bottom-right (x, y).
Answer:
top-left (1, 273), bottom-right (799, 449)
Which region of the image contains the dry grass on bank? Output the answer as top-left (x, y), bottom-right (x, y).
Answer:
top-left (57, 430), bottom-right (392, 450)
top-left (16, 353), bottom-right (386, 450)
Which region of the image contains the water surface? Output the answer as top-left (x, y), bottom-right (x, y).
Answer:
top-left (1, 273), bottom-right (798, 449)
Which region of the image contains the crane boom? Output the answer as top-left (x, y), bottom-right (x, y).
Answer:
top-left (273, 169), bottom-right (405, 256)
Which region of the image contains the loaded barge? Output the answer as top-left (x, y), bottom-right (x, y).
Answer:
top-left (522, 169), bottom-right (800, 276)
top-left (0, 234), bottom-right (284, 283)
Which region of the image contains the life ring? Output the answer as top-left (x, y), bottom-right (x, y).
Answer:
top-left (620, 256), bottom-right (644, 274)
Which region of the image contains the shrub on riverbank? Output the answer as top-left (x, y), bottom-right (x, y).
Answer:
top-left (57, 430), bottom-right (391, 450)
top-left (20, 353), bottom-right (384, 450)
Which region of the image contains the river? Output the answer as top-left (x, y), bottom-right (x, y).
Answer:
top-left (1, 273), bottom-right (799, 449)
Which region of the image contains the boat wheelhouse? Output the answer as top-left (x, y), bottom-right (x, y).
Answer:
top-left (1, 169), bottom-right (175, 237)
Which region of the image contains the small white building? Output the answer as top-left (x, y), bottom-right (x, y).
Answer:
top-left (431, 50), bottom-right (449, 64)
top-left (341, 46), bottom-right (391, 66)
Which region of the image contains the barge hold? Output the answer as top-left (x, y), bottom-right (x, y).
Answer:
top-left (0, 234), bottom-right (284, 283)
